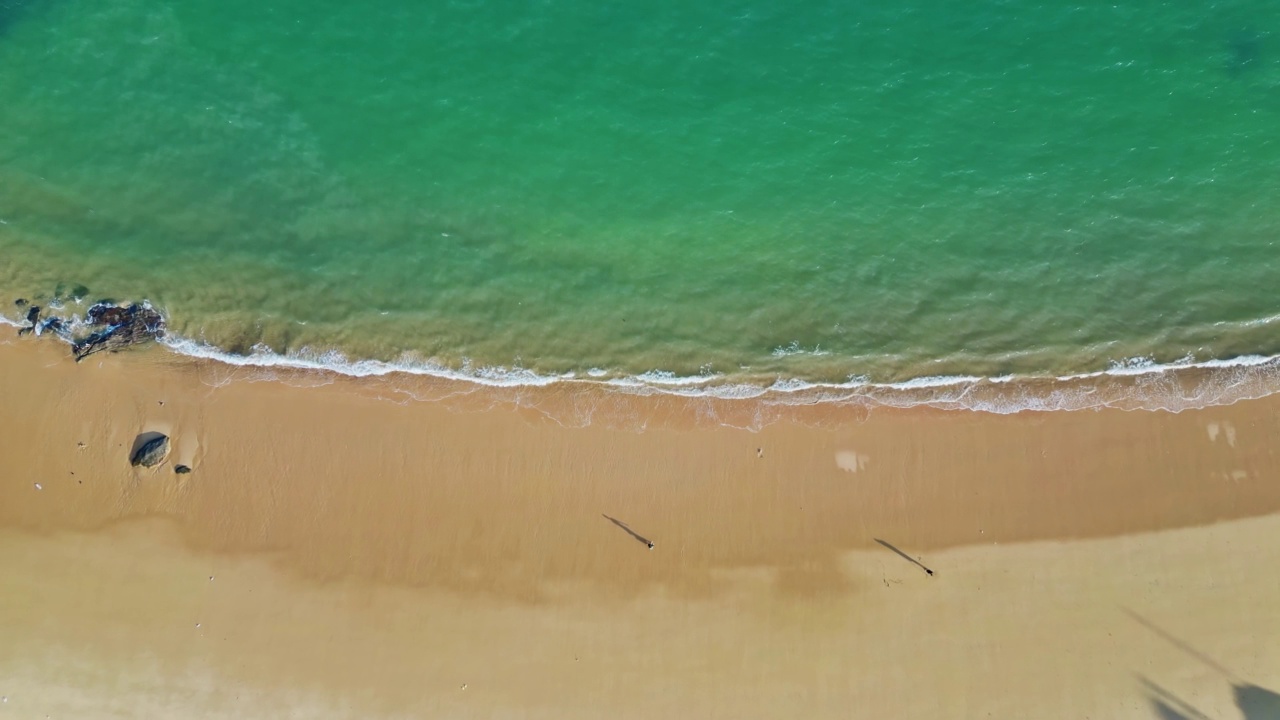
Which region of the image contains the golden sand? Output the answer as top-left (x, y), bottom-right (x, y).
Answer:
top-left (1, 336), bottom-right (1278, 718)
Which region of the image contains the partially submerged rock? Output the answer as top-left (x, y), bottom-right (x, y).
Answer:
top-left (37, 317), bottom-right (65, 335)
top-left (17, 305), bottom-right (40, 336)
top-left (12, 296), bottom-right (166, 359)
top-left (73, 303), bottom-right (165, 361)
top-left (174, 464), bottom-right (192, 475)
top-left (53, 283), bottom-right (90, 302)
top-left (130, 434), bottom-right (170, 468)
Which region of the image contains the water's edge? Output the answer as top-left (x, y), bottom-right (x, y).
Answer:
top-left (5, 303), bottom-right (1279, 415)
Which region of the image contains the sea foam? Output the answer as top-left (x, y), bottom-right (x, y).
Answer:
top-left (154, 331), bottom-right (1280, 414)
top-left (7, 305), bottom-right (1280, 415)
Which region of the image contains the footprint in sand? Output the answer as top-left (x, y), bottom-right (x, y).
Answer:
top-left (835, 450), bottom-right (869, 474)
top-left (1206, 421), bottom-right (1237, 447)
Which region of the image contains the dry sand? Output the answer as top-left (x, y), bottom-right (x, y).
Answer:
top-left (1, 336), bottom-right (1279, 719)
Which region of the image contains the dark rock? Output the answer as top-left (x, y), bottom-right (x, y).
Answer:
top-left (14, 298), bottom-right (27, 307)
top-left (17, 305), bottom-right (39, 336)
top-left (87, 303), bottom-right (130, 326)
top-left (130, 434), bottom-right (169, 468)
top-left (174, 465), bottom-right (192, 474)
top-left (73, 303), bottom-right (165, 361)
top-left (38, 317), bottom-right (66, 336)
top-left (70, 284), bottom-right (90, 300)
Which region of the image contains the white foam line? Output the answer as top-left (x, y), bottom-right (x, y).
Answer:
top-left (1054, 352), bottom-right (1280, 381)
top-left (877, 374), bottom-right (988, 390)
top-left (154, 331), bottom-right (1280, 410)
top-left (633, 370), bottom-right (723, 386)
top-left (10, 306), bottom-right (1280, 413)
top-left (92, 332), bottom-right (1280, 406)
top-left (1225, 312), bottom-right (1280, 329)
top-left (160, 336), bottom-right (566, 387)
top-left (1195, 354), bottom-right (1275, 368)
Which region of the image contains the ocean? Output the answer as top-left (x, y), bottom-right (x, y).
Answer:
top-left (3, 0), bottom-right (1280, 409)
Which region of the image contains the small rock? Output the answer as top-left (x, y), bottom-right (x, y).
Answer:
top-left (14, 298), bottom-right (27, 307)
top-left (174, 464), bottom-right (192, 474)
top-left (130, 434), bottom-right (170, 467)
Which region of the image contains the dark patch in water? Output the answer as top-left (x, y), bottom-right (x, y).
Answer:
top-left (1225, 28), bottom-right (1265, 78)
top-left (52, 282), bottom-right (90, 302)
top-left (0, 0), bottom-right (35, 37)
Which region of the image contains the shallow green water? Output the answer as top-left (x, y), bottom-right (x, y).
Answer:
top-left (2, 0), bottom-right (1280, 384)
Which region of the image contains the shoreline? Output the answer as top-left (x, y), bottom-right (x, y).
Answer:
top-left (157, 331), bottom-right (1280, 414)
top-left (3, 334), bottom-right (1280, 717)
top-left (8, 307), bottom-right (1280, 414)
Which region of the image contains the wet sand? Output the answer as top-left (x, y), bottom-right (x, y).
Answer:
top-left (1, 337), bottom-right (1279, 718)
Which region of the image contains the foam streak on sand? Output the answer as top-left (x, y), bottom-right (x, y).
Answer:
top-left (2, 337), bottom-right (1280, 718)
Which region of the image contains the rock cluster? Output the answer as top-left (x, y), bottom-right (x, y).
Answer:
top-left (12, 296), bottom-right (165, 360)
top-left (72, 303), bottom-right (166, 361)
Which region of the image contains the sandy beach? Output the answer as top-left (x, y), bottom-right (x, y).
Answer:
top-left (2, 335), bottom-right (1279, 719)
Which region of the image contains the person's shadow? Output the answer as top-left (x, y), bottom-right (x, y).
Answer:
top-left (602, 514), bottom-right (654, 549)
top-left (1234, 683), bottom-right (1280, 720)
top-left (1129, 610), bottom-right (1280, 719)
top-left (1141, 676), bottom-right (1210, 720)
top-left (1144, 679), bottom-right (1280, 720)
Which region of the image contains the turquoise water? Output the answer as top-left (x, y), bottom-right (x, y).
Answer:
top-left (3, 0), bottom-right (1280, 388)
